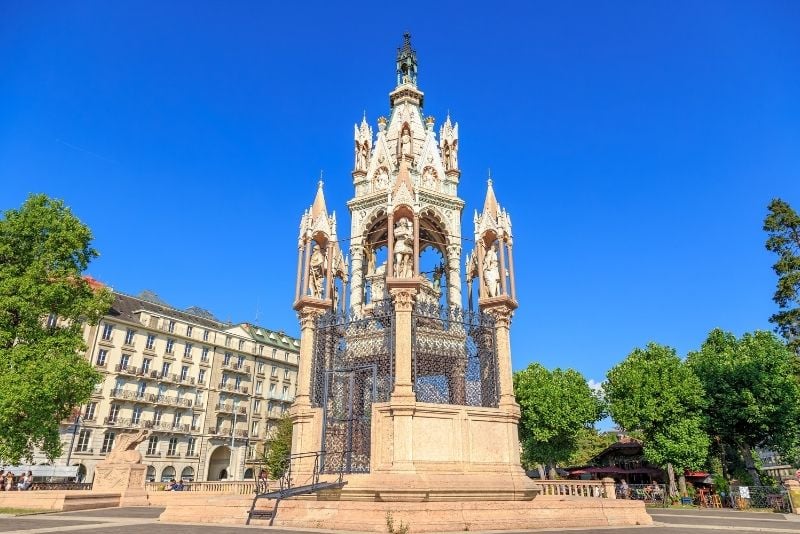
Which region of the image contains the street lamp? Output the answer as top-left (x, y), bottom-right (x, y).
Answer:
top-left (65, 413), bottom-right (82, 467)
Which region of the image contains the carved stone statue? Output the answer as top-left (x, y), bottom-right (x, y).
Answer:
top-left (356, 141), bottom-right (368, 171)
top-left (393, 217), bottom-right (414, 278)
top-left (483, 245), bottom-right (500, 298)
top-left (422, 167), bottom-right (435, 189)
top-left (308, 244), bottom-right (326, 298)
top-left (444, 141), bottom-right (458, 170)
top-left (400, 130), bottom-right (412, 158)
top-left (374, 168), bottom-right (389, 191)
top-left (105, 429), bottom-right (149, 464)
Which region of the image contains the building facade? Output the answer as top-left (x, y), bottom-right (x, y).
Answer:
top-left (38, 289), bottom-right (299, 483)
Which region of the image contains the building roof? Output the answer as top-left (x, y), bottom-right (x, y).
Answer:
top-left (106, 291), bottom-right (300, 350)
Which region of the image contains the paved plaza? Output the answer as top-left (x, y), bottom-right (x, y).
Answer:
top-left (0, 506), bottom-right (797, 534)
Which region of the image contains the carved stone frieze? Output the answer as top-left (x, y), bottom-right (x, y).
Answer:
top-left (390, 288), bottom-right (417, 311)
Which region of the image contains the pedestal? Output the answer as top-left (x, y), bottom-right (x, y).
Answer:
top-left (92, 463), bottom-right (148, 506)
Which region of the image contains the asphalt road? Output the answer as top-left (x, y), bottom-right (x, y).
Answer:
top-left (0, 505), bottom-right (796, 533)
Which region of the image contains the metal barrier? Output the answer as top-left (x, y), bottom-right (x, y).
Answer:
top-left (618, 484), bottom-right (668, 506)
top-left (730, 485), bottom-right (792, 513)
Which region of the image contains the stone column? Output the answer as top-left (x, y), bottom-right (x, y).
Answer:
top-left (350, 244), bottom-right (364, 311)
top-left (413, 215), bottom-right (420, 276)
top-left (477, 241), bottom-right (486, 299)
top-left (602, 477), bottom-right (617, 499)
top-left (387, 212), bottom-right (395, 279)
top-left (300, 240), bottom-right (311, 298)
top-left (324, 242), bottom-right (333, 301)
top-left (294, 244), bottom-right (304, 302)
top-left (507, 240), bottom-right (517, 301)
top-left (483, 303), bottom-right (518, 412)
top-left (498, 241), bottom-right (508, 297)
top-left (388, 285), bottom-right (418, 472)
top-left (289, 304), bottom-right (327, 477)
top-left (446, 244), bottom-right (462, 308)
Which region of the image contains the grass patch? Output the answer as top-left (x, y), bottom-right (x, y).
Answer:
top-left (0, 507), bottom-right (43, 516)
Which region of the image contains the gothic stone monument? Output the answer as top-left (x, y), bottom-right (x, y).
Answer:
top-left (279, 34), bottom-right (650, 531)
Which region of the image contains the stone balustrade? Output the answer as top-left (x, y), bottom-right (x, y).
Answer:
top-left (537, 478), bottom-right (614, 498)
top-left (145, 480), bottom-right (258, 494)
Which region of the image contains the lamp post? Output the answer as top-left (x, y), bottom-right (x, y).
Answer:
top-left (230, 409), bottom-right (238, 479)
top-left (65, 413), bottom-right (81, 467)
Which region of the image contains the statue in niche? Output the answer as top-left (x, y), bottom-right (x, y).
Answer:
top-left (443, 141), bottom-right (458, 170)
top-left (422, 167), bottom-right (436, 189)
top-left (308, 244), bottom-right (326, 298)
top-left (393, 217), bottom-right (414, 278)
top-left (374, 168), bottom-right (389, 190)
top-left (432, 263), bottom-right (445, 292)
top-left (365, 246), bottom-right (377, 275)
top-left (355, 141), bottom-right (369, 171)
top-left (483, 245), bottom-right (500, 298)
top-left (400, 130), bottom-right (412, 158)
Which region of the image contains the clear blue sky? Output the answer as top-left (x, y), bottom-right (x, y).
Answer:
top-left (2, 1), bottom-right (799, 388)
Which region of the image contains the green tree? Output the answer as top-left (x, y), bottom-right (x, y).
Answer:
top-left (687, 329), bottom-right (800, 485)
top-left (764, 198), bottom-right (800, 355)
top-left (0, 194), bottom-right (111, 463)
top-left (567, 428), bottom-right (617, 467)
top-left (264, 414), bottom-right (293, 479)
top-left (514, 363), bottom-right (605, 478)
top-left (604, 343), bottom-right (709, 496)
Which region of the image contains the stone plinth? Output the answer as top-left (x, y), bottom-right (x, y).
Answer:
top-left (92, 463), bottom-right (148, 506)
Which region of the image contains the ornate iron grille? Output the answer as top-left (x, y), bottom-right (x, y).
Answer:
top-left (311, 300), bottom-right (394, 473)
top-left (412, 301), bottom-right (499, 407)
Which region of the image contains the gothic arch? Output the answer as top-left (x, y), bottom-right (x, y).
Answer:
top-left (418, 206), bottom-right (450, 254)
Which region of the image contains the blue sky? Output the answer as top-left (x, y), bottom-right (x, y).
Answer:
top-left (1, 1), bottom-right (799, 389)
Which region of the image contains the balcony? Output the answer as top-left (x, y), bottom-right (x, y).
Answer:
top-left (215, 403), bottom-right (234, 414)
top-left (217, 382), bottom-right (246, 394)
top-left (150, 394), bottom-right (193, 408)
top-left (181, 354), bottom-right (193, 363)
top-left (94, 360), bottom-right (108, 369)
top-left (221, 361), bottom-right (251, 375)
top-left (114, 364), bottom-right (139, 376)
top-left (235, 429), bottom-right (249, 438)
top-left (199, 356), bottom-right (210, 367)
top-left (73, 448), bottom-right (94, 454)
top-left (164, 351), bottom-right (175, 361)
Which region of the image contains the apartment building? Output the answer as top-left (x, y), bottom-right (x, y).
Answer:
top-left (39, 290), bottom-right (299, 483)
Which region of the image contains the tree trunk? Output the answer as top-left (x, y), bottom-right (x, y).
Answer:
top-left (739, 444), bottom-right (762, 486)
top-left (666, 463), bottom-right (678, 497)
top-left (536, 464), bottom-right (545, 480)
top-left (678, 474), bottom-right (687, 497)
top-left (548, 464), bottom-right (558, 480)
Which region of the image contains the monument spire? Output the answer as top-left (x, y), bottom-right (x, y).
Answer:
top-left (396, 31), bottom-right (417, 87)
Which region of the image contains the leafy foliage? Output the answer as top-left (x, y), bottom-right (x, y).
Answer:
top-left (687, 329), bottom-right (800, 473)
top-left (764, 198), bottom-right (800, 355)
top-left (514, 363), bottom-right (605, 472)
top-left (567, 428), bottom-right (618, 467)
top-left (604, 343), bottom-right (710, 476)
top-left (264, 414), bottom-right (293, 479)
top-left (0, 194), bottom-right (111, 463)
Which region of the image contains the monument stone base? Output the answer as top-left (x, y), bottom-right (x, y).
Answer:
top-left (92, 463), bottom-right (149, 506)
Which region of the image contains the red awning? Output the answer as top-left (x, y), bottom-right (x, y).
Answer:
top-left (685, 471), bottom-right (710, 478)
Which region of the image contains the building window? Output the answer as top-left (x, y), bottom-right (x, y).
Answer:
top-left (284, 368), bottom-right (290, 379)
top-left (183, 343), bottom-right (193, 358)
top-left (168, 320), bottom-right (175, 333)
top-left (124, 328), bottom-right (136, 345)
top-left (137, 381), bottom-right (146, 398)
top-left (101, 432), bottom-right (116, 453)
top-left (235, 376), bottom-right (242, 389)
top-left (146, 334), bottom-right (156, 350)
top-left (237, 354), bottom-right (244, 367)
top-left (225, 336), bottom-right (231, 347)
top-left (47, 313), bottom-right (58, 328)
top-left (271, 365), bottom-right (277, 377)
top-left (174, 411), bottom-right (183, 427)
top-left (221, 373), bottom-right (228, 386)
top-left (76, 430), bottom-right (91, 452)
top-left (198, 369), bottom-right (206, 384)
top-left (119, 354), bottom-right (130, 369)
top-left (180, 365), bottom-right (189, 381)
top-left (223, 352), bottom-right (231, 365)
top-left (166, 338), bottom-right (174, 354)
top-left (282, 386), bottom-right (289, 400)
top-left (269, 383), bottom-right (276, 397)
top-left (186, 325), bottom-right (193, 338)
top-left (146, 436), bottom-right (159, 455)
top-left (96, 349), bottom-right (107, 366)
top-left (285, 352), bottom-right (289, 361)
top-left (101, 323), bottom-right (114, 341)
top-left (108, 404), bottom-right (120, 422)
top-left (203, 329), bottom-right (209, 341)
top-left (238, 339), bottom-right (245, 350)
top-left (161, 362), bottom-right (170, 376)
top-left (132, 406), bottom-right (142, 424)
top-left (251, 421), bottom-right (258, 436)
top-left (255, 381), bottom-right (263, 394)
top-left (272, 348), bottom-right (276, 358)
top-left (84, 402), bottom-right (97, 421)
top-left (257, 362), bottom-right (264, 374)
top-left (253, 399), bottom-right (260, 412)
top-left (167, 437), bottom-right (178, 456)
top-left (187, 437), bottom-right (196, 456)
top-left (142, 358), bottom-right (151, 373)
top-left (259, 345), bottom-right (264, 355)
top-left (154, 409), bottom-right (163, 425)
top-left (201, 347), bottom-right (209, 362)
